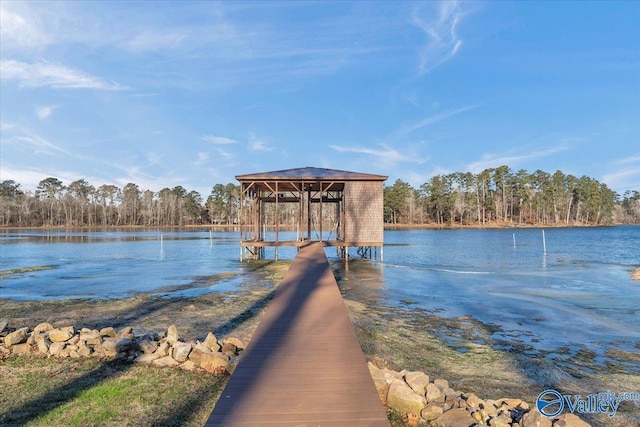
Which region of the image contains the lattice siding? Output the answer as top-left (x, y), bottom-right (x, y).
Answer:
top-left (344, 182), bottom-right (384, 243)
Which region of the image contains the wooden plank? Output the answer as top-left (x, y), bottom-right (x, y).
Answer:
top-left (206, 242), bottom-right (389, 426)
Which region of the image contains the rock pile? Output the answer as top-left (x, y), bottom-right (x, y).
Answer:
top-left (368, 363), bottom-right (592, 427)
top-left (0, 321), bottom-right (243, 375)
top-left (0, 320), bottom-right (592, 427)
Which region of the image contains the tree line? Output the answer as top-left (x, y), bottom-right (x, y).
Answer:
top-left (1, 166), bottom-right (638, 228)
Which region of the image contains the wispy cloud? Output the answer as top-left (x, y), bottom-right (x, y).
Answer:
top-left (249, 133), bottom-right (274, 152)
top-left (2, 123), bottom-right (71, 156)
top-left (0, 59), bottom-right (124, 90)
top-left (330, 143), bottom-right (427, 165)
top-left (195, 152), bottom-right (209, 166)
top-left (124, 30), bottom-right (189, 53)
top-left (201, 135), bottom-right (238, 145)
top-left (397, 105), bottom-right (477, 136)
top-left (411, 1), bottom-right (467, 74)
top-left (466, 145), bottom-right (570, 173)
top-left (0, 4), bottom-right (50, 50)
top-left (214, 148), bottom-right (235, 159)
top-left (602, 155), bottom-right (640, 192)
top-left (36, 105), bottom-right (59, 119)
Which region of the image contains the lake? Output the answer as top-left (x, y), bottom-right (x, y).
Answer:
top-left (1, 226), bottom-right (639, 371)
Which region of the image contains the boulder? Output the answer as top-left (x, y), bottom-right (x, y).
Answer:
top-left (198, 351), bottom-right (230, 374)
top-left (134, 353), bottom-right (160, 363)
top-left (433, 378), bottom-right (449, 390)
top-left (420, 403), bottom-right (444, 421)
top-left (166, 325), bottom-right (179, 345)
top-left (224, 337), bottom-right (245, 351)
top-left (464, 393), bottom-right (483, 410)
top-left (491, 413), bottom-right (514, 427)
top-left (221, 341), bottom-right (237, 355)
top-left (0, 319), bottom-right (8, 334)
top-left (33, 322), bottom-right (54, 334)
top-left (172, 341), bottom-right (193, 362)
top-left (116, 326), bottom-right (134, 339)
top-left (152, 356), bottom-right (180, 368)
top-left (521, 408), bottom-right (552, 427)
top-left (554, 413), bottom-right (591, 427)
top-left (49, 342), bottom-right (66, 356)
top-left (49, 329), bottom-right (73, 343)
top-left (433, 408), bottom-right (477, 427)
top-left (404, 371), bottom-right (430, 395)
top-left (11, 343), bottom-right (32, 355)
top-left (425, 383), bottom-right (445, 404)
top-left (180, 360), bottom-right (198, 372)
top-left (155, 341), bottom-right (171, 357)
top-left (387, 379), bottom-right (426, 418)
top-left (80, 330), bottom-right (102, 345)
top-left (138, 338), bottom-right (159, 354)
top-left (100, 327), bottom-right (116, 337)
top-left (4, 327), bottom-right (29, 347)
top-left (38, 338), bottom-right (51, 355)
top-left (367, 362), bottom-right (396, 405)
top-left (203, 332), bottom-right (221, 352)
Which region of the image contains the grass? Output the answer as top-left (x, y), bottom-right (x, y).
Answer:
top-left (0, 355), bottom-right (227, 427)
top-left (0, 265), bottom-right (56, 279)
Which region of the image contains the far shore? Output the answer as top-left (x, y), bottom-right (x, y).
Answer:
top-left (1, 221), bottom-right (633, 232)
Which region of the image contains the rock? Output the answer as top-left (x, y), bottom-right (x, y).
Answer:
top-left (464, 393), bottom-right (483, 410)
top-left (67, 334), bottom-right (80, 345)
top-left (425, 383), bottom-right (445, 404)
top-left (224, 337), bottom-right (245, 351)
top-left (11, 343), bottom-right (32, 355)
top-left (101, 338), bottom-right (117, 353)
top-left (49, 329), bottom-right (73, 343)
top-left (492, 413), bottom-right (514, 427)
top-left (33, 322), bottom-right (54, 333)
top-left (138, 339), bottom-right (159, 354)
top-left (4, 327), bottom-right (29, 347)
top-left (38, 338), bottom-right (51, 354)
top-left (80, 330), bottom-right (102, 344)
top-left (433, 378), bottom-right (449, 391)
top-left (367, 362), bottom-right (396, 405)
top-left (180, 360), bottom-right (198, 371)
top-left (49, 342), bottom-right (66, 356)
top-left (0, 319), bottom-right (8, 334)
top-left (499, 397), bottom-right (523, 410)
top-left (221, 341), bottom-right (237, 355)
top-left (78, 342), bottom-right (92, 357)
top-left (420, 403), bottom-right (444, 421)
top-left (521, 408), bottom-right (552, 427)
top-left (433, 408), bottom-right (477, 427)
top-left (404, 371), bottom-right (430, 395)
top-left (387, 379), bottom-right (426, 418)
top-left (166, 325), bottom-right (179, 345)
top-left (100, 327), bottom-right (116, 337)
top-left (198, 351), bottom-right (230, 374)
top-left (155, 341), bottom-right (170, 357)
top-left (203, 332), bottom-right (221, 352)
top-left (114, 338), bottom-right (134, 352)
top-left (554, 413), bottom-right (591, 427)
top-left (152, 356), bottom-right (180, 368)
top-left (134, 353), bottom-right (161, 363)
top-left (172, 341), bottom-right (193, 362)
top-left (116, 326), bottom-right (134, 339)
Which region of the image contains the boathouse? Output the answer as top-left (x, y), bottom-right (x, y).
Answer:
top-left (236, 167), bottom-right (387, 260)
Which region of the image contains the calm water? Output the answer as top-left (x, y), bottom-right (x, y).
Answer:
top-left (1, 226), bottom-right (639, 364)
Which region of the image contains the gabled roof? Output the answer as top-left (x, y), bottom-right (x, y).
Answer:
top-left (236, 167), bottom-right (388, 182)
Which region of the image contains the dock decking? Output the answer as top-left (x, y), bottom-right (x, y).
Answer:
top-left (206, 242), bottom-right (389, 426)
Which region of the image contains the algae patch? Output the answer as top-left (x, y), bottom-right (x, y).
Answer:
top-left (0, 265), bottom-right (56, 279)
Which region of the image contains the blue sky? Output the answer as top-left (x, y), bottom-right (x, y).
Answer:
top-left (1, 1), bottom-right (639, 198)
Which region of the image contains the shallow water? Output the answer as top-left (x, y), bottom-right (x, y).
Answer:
top-left (1, 226), bottom-right (639, 369)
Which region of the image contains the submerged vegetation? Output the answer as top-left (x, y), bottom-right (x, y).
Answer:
top-left (1, 166), bottom-right (638, 228)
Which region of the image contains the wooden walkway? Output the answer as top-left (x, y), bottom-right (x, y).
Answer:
top-left (206, 242), bottom-right (389, 426)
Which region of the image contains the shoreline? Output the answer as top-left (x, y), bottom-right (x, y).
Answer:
top-left (2, 222), bottom-right (636, 232)
top-left (2, 284), bottom-right (639, 426)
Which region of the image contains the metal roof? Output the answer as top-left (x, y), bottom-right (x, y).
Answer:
top-left (236, 167), bottom-right (388, 182)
